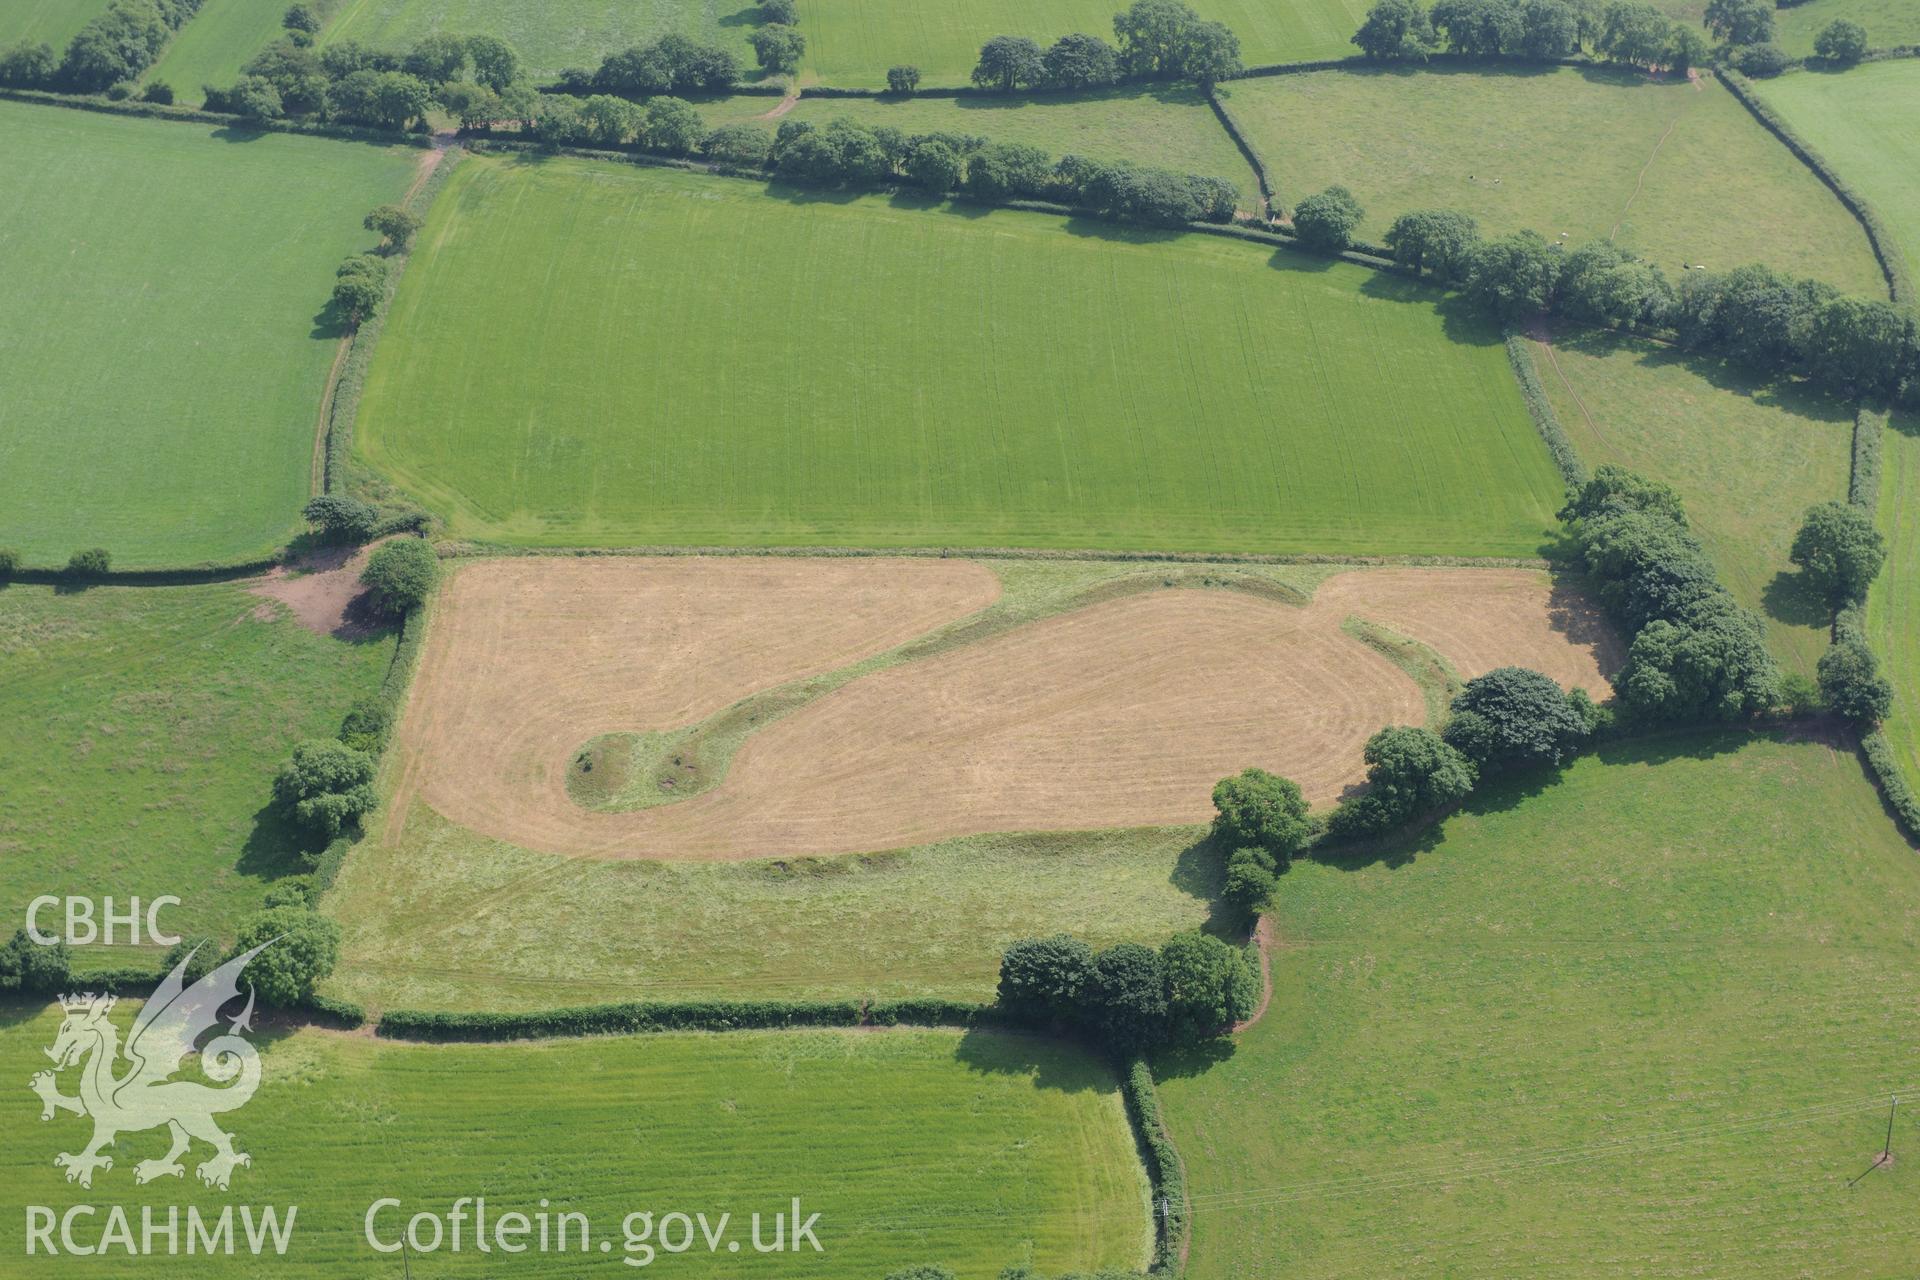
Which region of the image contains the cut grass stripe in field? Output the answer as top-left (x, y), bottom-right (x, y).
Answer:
top-left (0, 1013), bottom-right (1151, 1277)
top-left (355, 155), bottom-right (1564, 557)
top-left (0, 100), bottom-right (418, 568)
top-left (1754, 61), bottom-right (1920, 287)
top-left (1868, 413), bottom-right (1920, 801)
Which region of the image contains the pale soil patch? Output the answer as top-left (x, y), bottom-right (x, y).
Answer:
top-left (248, 543), bottom-right (378, 638)
top-left (397, 564), bottom-right (1617, 861)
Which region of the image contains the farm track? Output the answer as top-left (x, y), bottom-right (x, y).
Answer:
top-left (395, 559), bottom-right (1620, 861)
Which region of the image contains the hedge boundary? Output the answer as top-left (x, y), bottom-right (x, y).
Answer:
top-left (434, 540), bottom-right (1550, 569)
top-left (0, 85), bottom-right (429, 148)
top-left (1719, 70), bottom-right (1913, 306)
top-left (1505, 332), bottom-right (1589, 489)
top-left (374, 997), bottom-right (1005, 1042)
top-left (1838, 405), bottom-right (1919, 845)
top-left (321, 144), bottom-right (464, 499)
top-left (1203, 85), bottom-right (1272, 215)
top-left (311, 580), bottom-right (432, 897)
top-left (1121, 1057), bottom-right (1190, 1275)
top-left (4, 557), bottom-right (282, 585)
top-left (1850, 405), bottom-right (1885, 510)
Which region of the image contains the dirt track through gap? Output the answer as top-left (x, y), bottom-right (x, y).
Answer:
top-left (396, 560), bottom-right (1619, 861)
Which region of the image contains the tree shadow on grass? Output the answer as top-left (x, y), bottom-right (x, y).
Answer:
top-left (952, 1026), bottom-right (1112, 1093)
top-left (764, 178), bottom-right (867, 207)
top-left (716, 5), bottom-right (760, 28)
top-left (1763, 568), bottom-right (1833, 630)
top-left (310, 297), bottom-right (349, 341)
top-left (1549, 573), bottom-right (1629, 676)
top-left (1168, 834), bottom-right (1248, 943)
top-left (1061, 214), bottom-right (1183, 245)
top-left (0, 996), bottom-right (53, 1030)
top-left (1267, 245), bottom-right (1335, 275)
top-left (1556, 328), bottom-right (1855, 427)
top-left (1151, 1034), bottom-right (1237, 1081)
top-left (233, 801), bottom-right (320, 884)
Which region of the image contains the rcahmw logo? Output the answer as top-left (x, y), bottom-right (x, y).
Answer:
top-left (23, 940), bottom-right (300, 1259)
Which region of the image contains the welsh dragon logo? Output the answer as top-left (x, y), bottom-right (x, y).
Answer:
top-left (29, 939), bottom-right (274, 1190)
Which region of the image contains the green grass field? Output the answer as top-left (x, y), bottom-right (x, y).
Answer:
top-left (1528, 331), bottom-right (1853, 677)
top-left (1776, 0), bottom-right (1920, 56)
top-left (327, 812), bottom-right (1220, 1010)
top-left (1755, 61), bottom-right (1920, 286)
top-left (0, 1011), bottom-right (1149, 1277)
top-left (0, 101), bottom-right (418, 569)
top-left (355, 154), bottom-right (1564, 556)
top-left (709, 84), bottom-right (1262, 208)
top-left (0, 582), bottom-right (396, 973)
top-left (144, 0), bottom-right (299, 105)
top-left (319, 0), bottom-right (767, 80)
top-left (0, 0), bottom-right (114, 49)
top-left (1219, 65), bottom-right (1888, 296)
top-left (1656, 0), bottom-right (1920, 54)
top-left (1868, 413), bottom-right (1920, 801)
top-left (1157, 732), bottom-right (1920, 1278)
top-left (794, 0), bottom-right (1368, 88)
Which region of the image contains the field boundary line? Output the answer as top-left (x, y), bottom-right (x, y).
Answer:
top-left (1203, 86), bottom-right (1274, 217)
top-left (1841, 405), bottom-right (1920, 845)
top-left (1504, 331), bottom-right (1590, 488)
top-left (435, 541), bottom-right (1553, 569)
top-left (321, 143), bottom-right (464, 497)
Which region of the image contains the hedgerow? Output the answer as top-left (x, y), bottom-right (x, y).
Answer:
top-left (378, 999), bottom-right (868, 1041)
top-left (1504, 332), bottom-right (1589, 488)
top-left (1120, 1058), bottom-right (1188, 1274)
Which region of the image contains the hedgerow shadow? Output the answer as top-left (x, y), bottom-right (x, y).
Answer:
top-left (952, 1026), bottom-right (1111, 1093)
top-left (1152, 1035), bottom-right (1237, 1080)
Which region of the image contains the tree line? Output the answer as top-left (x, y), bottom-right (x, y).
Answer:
top-left (1372, 205), bottom-right (1920, 408)
top-left (966, 0), bottom-right (1243, 94)
top-left (482, 98), bottom-right (1244, 228)
top-left (0, 0), bottom-right (205, 96)
top-left (1353, 0), bottom-right (1881, 75)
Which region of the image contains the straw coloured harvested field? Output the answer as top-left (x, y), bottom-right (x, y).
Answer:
top-left (390, 558), bottom-right (1618, 861)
